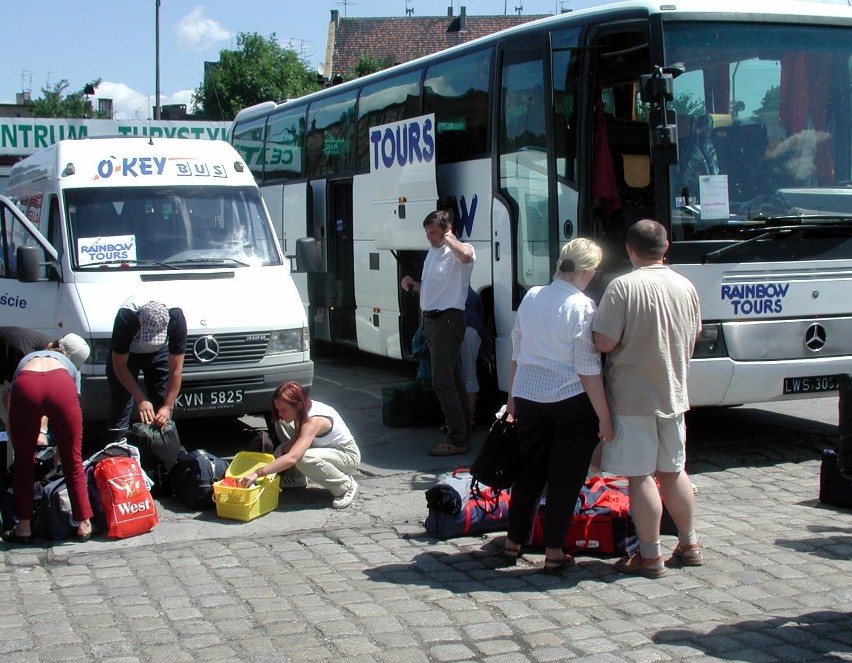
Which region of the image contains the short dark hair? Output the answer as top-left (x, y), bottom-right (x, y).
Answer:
top-left (423, 209), bottom-right (451, 231)
top-left (626, 219), bottom-right (668, 259)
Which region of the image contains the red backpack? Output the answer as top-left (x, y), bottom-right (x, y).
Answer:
top-left (94, 456), bottom-right (158, 539)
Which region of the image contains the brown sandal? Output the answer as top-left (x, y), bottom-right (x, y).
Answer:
top-left (428, 441), bottom-right (469, 456)
top-left (542, 553), bottom-right (575, 575)
top-left (666, 543), bottom-right (704, 567)
top-left (502, 540), bottom-right (521, 566)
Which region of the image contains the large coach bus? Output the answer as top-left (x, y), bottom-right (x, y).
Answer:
top-left (232, 0), bottom-right (852, 407)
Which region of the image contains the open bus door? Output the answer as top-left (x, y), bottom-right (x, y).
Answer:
top-left (308, 179), bottom-right (356, 346)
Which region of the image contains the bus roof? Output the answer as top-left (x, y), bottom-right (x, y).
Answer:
top-left (234, 0), bottom-right (852, 124)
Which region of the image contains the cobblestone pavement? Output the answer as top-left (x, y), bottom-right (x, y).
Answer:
top-left (2, 350), bottom-right (850, 662)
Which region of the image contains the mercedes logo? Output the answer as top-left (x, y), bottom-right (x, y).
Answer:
top-left (804, 323), bottom-right (827, 352)
top-left (193, 335), bottom-right (220, 363)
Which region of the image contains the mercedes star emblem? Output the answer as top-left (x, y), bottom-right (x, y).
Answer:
top-left (804, 323), bottom-right (827, 352)
top-left (193, 335), bottom-right (220, 363)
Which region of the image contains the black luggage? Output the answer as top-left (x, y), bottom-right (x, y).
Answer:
top-left (168, 449), bottom-right (229, 510)
top-left (31, 477), bottom-right (78, 540)
top-left (819, 448), bottom-right (852, 508)
top-left (382, 382), bottom-right (443, 428)
top-left (127, 421), bottom-right (183, 492)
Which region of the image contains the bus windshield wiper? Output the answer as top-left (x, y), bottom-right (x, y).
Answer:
top-left (166, 257), bottom-right (249, 267)
top-left (79, 259), bottom-right (181, 270)
top-left (701, 222), bottom-right (852, 264)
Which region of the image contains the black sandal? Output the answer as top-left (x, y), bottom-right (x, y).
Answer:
top-left (542, 553), bottom-right (575, 575)
top-left (2, 528), bottom-right (34, 545)
top-left (502, 540), bottom-right (521, 566)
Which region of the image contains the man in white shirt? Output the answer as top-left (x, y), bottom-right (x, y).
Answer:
top-left (401, 210), bottom-right (475, 455)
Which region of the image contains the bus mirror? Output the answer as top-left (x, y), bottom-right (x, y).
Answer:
top-left (650, 121), bottom-right (679, 166)
top-left (295, 237), bottom-right (319, 273)
top-left (16, 245), bottom-right (42, 283)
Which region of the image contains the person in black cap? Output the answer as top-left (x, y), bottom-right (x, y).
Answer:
top-left (107, 298), bottom-right (187, 437)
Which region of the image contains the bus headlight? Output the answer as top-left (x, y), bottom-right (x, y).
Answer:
top-left (692, 323), bottom-right (727, 358)
top-left (92, 338), bottom-right (112, 364)
top-left (266, 327), bottom-right (310, 355)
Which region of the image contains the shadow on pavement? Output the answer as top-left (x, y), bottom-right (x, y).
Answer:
top-left (653, 610), bottom-right (852, 661)
top-left (774, 522), bottom-right (852, 560)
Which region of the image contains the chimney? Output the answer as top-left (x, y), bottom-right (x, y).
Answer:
top-left (459, 6), bottom-right (467, 32)
top-left (330, 9), bottom-right (339, 28)
top-left (447, 6), bottom-right (453, 17)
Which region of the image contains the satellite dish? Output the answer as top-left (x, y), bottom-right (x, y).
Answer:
top-left (317, 62), bottom-right (326, 77)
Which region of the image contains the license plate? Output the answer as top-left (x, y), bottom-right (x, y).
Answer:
top-left (175, 388), bottom-right (244, 411)
top-left (782, 375), bottom-right (840, 395)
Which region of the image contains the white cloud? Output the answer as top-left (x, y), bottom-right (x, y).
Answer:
top-left (96, 82), bottom-right (197, 120)
top-left (175, 7), bottom-right (232, 52)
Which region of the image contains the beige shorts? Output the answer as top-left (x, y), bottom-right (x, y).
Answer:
top-left (601, 413), bottom-right (687, 476)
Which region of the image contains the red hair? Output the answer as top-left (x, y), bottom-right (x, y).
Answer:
top-left (271, 381), bottom-right (312, 429)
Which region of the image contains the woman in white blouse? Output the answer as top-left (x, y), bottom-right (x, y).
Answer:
top-left (503, 238), bottom-right (613, 573)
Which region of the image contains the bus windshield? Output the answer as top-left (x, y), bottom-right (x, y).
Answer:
top-left (664, 22), bottom-right (852, 242)
top-left (65, 185), bottom-right (281, 269)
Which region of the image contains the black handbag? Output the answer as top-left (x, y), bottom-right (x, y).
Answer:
top-left (470, 412), bottom-right (519, 490)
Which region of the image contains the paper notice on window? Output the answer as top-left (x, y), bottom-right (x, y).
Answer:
top-left (699, 175), bottom-right (729, 220)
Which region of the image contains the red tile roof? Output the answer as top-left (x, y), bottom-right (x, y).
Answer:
top-left (328, 11), bottom-right (551, 80)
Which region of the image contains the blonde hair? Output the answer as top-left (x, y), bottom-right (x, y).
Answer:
top-left (554, 238), bottom-right (602, 280)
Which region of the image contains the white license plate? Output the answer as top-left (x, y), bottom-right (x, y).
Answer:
top-left (782, 375), bottom-right (840, 395)
top-left (176, 388), bottom-right (244, 410)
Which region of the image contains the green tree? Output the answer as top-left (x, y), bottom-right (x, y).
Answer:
top-left (352, 54), bottom-right (395, 79)
top-left (755, 85), bottom-right (780, 116)
top-left (29, 79), bottom-right (106, 118)
top-left (193, 32), bottom-right (321, 121)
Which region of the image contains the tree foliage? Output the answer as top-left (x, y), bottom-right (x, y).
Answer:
top-left (29, 79), bottom-right (106, 118)
top-left (352, 55), bottom-right (395, 79)
top-left (192, 32), bottom-right (321, 121)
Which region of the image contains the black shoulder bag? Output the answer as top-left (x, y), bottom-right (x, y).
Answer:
top-left (470, 412), bottom-right (519, 490)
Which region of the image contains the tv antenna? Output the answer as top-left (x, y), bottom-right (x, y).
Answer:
top-left (21, 70), bottom-right (33, 92)
top-left (336, 0), bottom-right (357, 17)
top-left (405, 0), bottom-right (414, 15)
top-left (515, 4), bottom-right (524, 15)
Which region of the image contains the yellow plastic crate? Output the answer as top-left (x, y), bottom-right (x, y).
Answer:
top-left (213, 452), bottom-right (281, 522)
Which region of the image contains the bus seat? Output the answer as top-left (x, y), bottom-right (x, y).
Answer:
top-left (622, 154), bottom-right (650, 188)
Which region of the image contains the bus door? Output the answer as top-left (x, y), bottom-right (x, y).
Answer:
top-left (494, 34), bottom-right (554, 389)
top-left (579, 21), bottom-right (654, 277)
top-left (325, 179), bottom-right (356, 345)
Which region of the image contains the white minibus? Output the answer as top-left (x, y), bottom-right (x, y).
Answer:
top-left (0, 137), bottom-right (312, 421)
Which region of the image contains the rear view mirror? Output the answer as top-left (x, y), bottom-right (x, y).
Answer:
top-left (16, 245), bottom-right (41, 283)
top-left (295, 237), bottom-right (319, 273)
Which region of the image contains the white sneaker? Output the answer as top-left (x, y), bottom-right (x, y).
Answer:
top-left (278, 468), bottom-right (307, 489)
top-left (332, 478), bottom-right (358, 509)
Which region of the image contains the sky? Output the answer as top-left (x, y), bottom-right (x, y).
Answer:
top-left (2, 0), bottom-right (562, 120)
top-left (4, 1), bottom-right (849, 121)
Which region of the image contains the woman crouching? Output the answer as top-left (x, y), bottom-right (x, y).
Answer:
top-left (239, 381), bottom-right (361, 509)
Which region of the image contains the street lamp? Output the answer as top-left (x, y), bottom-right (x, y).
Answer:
top-left (83, 83), bottom-right (96, 118)
top-left (155, 0), bottom-right (161, 120)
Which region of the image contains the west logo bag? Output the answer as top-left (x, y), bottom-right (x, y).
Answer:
top-left (470, 412), bottom-right (519, 490)
top-left (168, 448), bottom-right (229, 510)
top-left (94, 456), bottom-right (158, 539)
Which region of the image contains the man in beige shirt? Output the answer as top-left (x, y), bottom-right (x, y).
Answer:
top-left (593, 219), bottom-right (702, 578)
